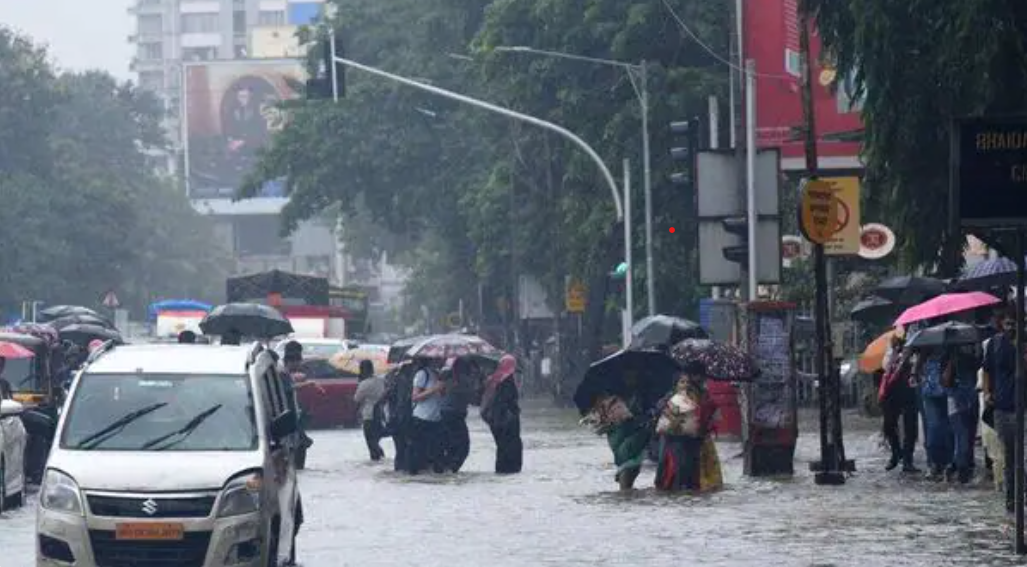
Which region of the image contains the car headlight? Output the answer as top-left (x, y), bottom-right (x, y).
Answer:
top-left (40, 469), bottom-right (84, 515)
top-left (216, 473), bottom-right (262, 518)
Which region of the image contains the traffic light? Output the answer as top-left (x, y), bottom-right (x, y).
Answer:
top-left (306, 33), bottom-right (346, 100)
top-left (669, 118), bottom-right (700, 185)
top-left (722, 217), bottom-right (748, 264)
top-left (608, 261), bottom-right (627, 304)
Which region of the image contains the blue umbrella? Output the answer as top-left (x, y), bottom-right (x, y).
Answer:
top-left (954, 257), bottom-right (1020, 291)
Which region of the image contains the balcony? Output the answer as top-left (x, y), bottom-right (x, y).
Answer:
top-left (127, 0), bottom-right (163, 14)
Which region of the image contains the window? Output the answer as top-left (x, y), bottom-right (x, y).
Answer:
top-left (60, 373), bottom-right (258, 451)
top-left (258, 10), bottom-right (285, 26)
top-left (137, 15), bottom-right (163, 35)
top-left (138, 42), bottom-right (164, 60)
top-left (139, 71), bottom-right (164, 91)
top-left (182, 46), bottom-right (217, 61)
top-left (260, 370), bottom-right (281, 418)
top-left (234, 215), bottom-right (292, 257)
top-left (180, 13), bottom-right (220, 33)
top-left (233, 10), bottom-right (247, 35)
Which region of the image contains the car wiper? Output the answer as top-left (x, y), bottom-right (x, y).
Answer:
top-left (140, 404), bottom-right (223, 451)
top-left (75, 402), bottom-right (168, 450)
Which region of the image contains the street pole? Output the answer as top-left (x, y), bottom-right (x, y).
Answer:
top-left (329, 28), bottom-right (339, 102)
top-left (623, 158), bottom-right (634, 348)
top-left (801, 11), bottom-right (844, 486)
top-left (744, 60), bottom-right (758, 300)
top-left (640, 60), bottom-right (655, 317)
top-left (330, 54), bottom-right (624, 221)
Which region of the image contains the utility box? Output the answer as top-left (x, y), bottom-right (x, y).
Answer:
top-left (739, 301), bottom-right (799, 477)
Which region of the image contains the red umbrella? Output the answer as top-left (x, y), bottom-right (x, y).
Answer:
top-left (0, 341), bottom-right (34, 359)
top-left (894, 291), bottom-right (1001, 327)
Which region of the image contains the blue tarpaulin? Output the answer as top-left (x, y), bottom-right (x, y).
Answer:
top-left (148, 300), bottom-right (212, 321)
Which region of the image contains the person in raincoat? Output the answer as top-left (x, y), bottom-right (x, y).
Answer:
top-left (480, 354), bottom-right (522, 474)
top-left (654, 371), bottom-right (721, 492)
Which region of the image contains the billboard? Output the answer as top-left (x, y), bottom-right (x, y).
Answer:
top-left (183, 60), bottom-right (305, 199)
top-left (744, 0), bottom-right (863, 170)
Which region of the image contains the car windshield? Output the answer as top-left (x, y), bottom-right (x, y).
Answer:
top-left (4, 356), bottom-right (37, 393)
top-left (60, 373), bottom-right (258, 451)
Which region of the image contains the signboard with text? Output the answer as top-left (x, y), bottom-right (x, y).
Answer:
top-left (955, 117), bottom-right (1027, 226)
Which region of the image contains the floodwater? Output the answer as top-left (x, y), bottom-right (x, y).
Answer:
top-left (4, 406), bottom-right (1026, 566)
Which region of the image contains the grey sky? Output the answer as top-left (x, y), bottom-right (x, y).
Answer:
top-left (2, 0), bottom-right (132, 79)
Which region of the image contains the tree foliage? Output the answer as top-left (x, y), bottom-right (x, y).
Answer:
top-left (808, 0), bottom-right (1027, 272)
top-left (0, 27), bottom-right (229, 316)
top-left (242, 0), bottom-right (729, 333)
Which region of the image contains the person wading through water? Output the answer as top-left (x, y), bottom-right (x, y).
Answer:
top-left (480, 354), bottom-right (522, 474)
top-left (439, 357), bottom-right (472, 473)
top-left (383, 362), bottom-right (416, 472)
top-left (409, 357), bottom-right (445, 474)
top-left (354, 359), bottom-right (386, 461)
top-left (280, 341), bottom-right (324, 467)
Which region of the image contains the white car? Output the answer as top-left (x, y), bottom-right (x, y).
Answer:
top-left (36, 342), bottom-right (303, 566)
top-left (0, 395), bottom-right (28, 512)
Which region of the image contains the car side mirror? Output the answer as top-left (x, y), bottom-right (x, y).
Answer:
top-left (0, 399), bottom-right (25, 419)
top-left (270, 410), bottom-right (298, 441)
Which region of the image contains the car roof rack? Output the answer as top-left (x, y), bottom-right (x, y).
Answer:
top-left (83, 339), bottom-right (118, 366)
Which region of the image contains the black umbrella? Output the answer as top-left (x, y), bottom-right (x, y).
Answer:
top-left (873, 276), bottom-right (947, 305)
top-left (38, 305), bottom-right (105, 322)
top-left (849, 296), bottom-right (903, 325)
top-left (629, 315), bottom-right (709, 350)
top-left (58, 324), bottom-right (123, 347)
top-left (48, 314), bottom-right (114, 330)
top-left (572, 349), bottom-right (680, 414)
top-left (905, 321), bottom-right (985, 350)
top-left (199, 303), bottom-right (294, 338)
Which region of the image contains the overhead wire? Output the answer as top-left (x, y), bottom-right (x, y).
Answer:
top-left (659, 0), bottom-right (795, 81)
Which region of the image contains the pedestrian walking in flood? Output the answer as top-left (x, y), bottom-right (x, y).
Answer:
top-left (879, 332), bottom-right (920, 473)
top-left (916, 343), bottom-right (952, 480)
top-left (439, 357), bottom-right (472, 472)
top-left (409, 357), bottom-right (445, 474)
top-left (384, 362), bottom-right (416, 472)
top-left (480, 354), bottom-right (522, 474)
top-left (982, 310), bottom-right (1020, 512)
top-left (354, 359), bottom-right (386, 461)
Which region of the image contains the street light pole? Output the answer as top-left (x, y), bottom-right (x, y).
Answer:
top-left (639, 60), bottom-right (655, 317)
top-left (494, 46), bottom-right (655, 316)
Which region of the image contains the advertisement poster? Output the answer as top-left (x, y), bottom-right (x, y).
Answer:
top-left (744, 0), bottom-right (863, 169)
top-left (184, 60), bottom-right (304, 199)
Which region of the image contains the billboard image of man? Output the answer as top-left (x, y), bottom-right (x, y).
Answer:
top-left (184, 60), bottom-right (304, 199)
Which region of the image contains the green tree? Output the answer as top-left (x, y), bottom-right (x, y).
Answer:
top-left (0, 27), bottom-right (228, 316)
top-left (808, 0), bottom-right (1027, 272)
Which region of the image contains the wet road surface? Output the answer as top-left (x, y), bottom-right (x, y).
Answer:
top-left (3, 406), bottom-right (1025, 566)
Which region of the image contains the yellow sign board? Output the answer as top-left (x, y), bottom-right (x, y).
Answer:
top-left (565, 280), bottom-right (587, 313)
top-left (822, 176), bottom-right (861, 255)
top-left (799, 177), bottom-right (861, 253)
top-left (799, 179), bottom-right (839, 244)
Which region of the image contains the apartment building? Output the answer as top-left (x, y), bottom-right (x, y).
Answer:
top-left (128, 0), bottom-right (338, 282)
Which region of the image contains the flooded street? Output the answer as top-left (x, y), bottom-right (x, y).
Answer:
top-left (3, 405), bottom-right (1025, 566)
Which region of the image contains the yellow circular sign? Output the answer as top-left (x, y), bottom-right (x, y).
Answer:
top-left (799, 179), bottom-right (842, 244)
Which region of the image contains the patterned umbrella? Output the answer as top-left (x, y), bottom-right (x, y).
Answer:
top-left (669, 339), bottom-right (759, 381)
top-left (404, 334), bottom-right (498, 360)
top-left (6, 323), bottom-right (61, 346)
top-left (953, 257), bottom-right (1019, 291)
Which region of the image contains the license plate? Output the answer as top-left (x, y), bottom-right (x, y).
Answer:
top-left (115, 522), bottom-right (185, 541)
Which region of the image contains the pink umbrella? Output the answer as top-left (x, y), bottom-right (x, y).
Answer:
top-left (0, 341), bottom-right (34, 359)
top-left (894, 292), bottom-right (1002, 327)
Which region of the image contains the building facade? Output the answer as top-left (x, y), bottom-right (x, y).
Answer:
top-left (128, 0), bottom-right (335, 281)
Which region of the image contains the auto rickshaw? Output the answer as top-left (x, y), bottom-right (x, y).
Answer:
top-left (0, 330), bottom-right (61, 483)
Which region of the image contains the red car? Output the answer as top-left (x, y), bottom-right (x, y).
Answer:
top-left (293, 358), bottom-right (360, 429)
